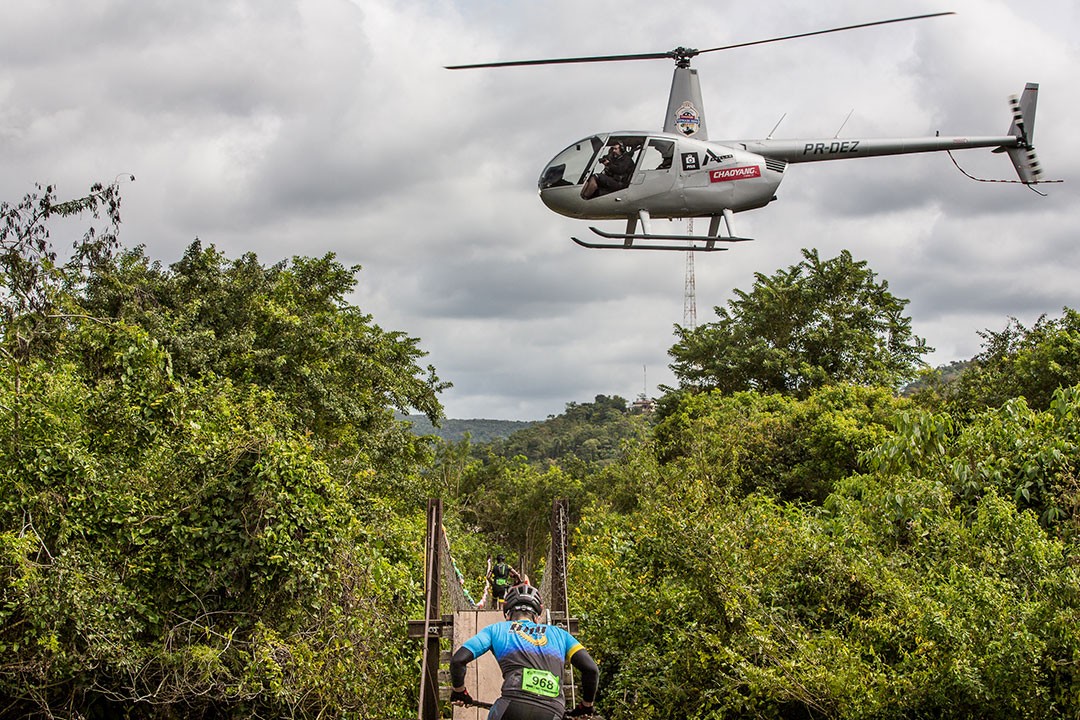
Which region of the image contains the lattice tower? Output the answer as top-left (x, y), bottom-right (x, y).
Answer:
top-left (683, 218), bottom-right (697, 329)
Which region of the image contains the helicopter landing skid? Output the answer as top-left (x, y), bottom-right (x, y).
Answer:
top-left (572, 226), bottom-right (753, 251)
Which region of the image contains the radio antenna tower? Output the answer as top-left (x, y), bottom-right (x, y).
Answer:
top-left (683, 218), bottom-right (698, 329)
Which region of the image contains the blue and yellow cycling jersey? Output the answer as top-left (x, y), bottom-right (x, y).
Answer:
top-left (462, 619), bottom-right (584, 709)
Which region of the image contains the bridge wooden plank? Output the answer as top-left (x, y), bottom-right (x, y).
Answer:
top-left (453, 610), bottom-right (505, 720)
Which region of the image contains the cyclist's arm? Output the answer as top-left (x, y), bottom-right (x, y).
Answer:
top-left (449, 646), bottom-right (475, 690)
top-left (569, 648), bottom-right (599, 704)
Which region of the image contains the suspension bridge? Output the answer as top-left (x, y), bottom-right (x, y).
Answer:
top-left (408, 498), bottom-right (577, 720)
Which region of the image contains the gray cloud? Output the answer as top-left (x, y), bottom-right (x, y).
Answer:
top-left (2, 0), bottom-right (1077, 419)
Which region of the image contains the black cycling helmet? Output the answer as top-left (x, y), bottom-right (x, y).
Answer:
top-left (496, 554), bottom-right (506, 563)
top-left (502, 584), bottom-right (543, 617)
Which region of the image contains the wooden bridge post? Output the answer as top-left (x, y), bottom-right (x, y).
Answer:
top-left (548, 498), bottom-right (569, 619)
top-left (420, 499), bottom-right (443, 720)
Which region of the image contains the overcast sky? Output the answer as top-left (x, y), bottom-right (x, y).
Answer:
top-left (2, 0), bottom-right (1076, 420)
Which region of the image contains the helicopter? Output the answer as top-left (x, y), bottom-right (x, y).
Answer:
top-left (447, 13), bottom-right (1049, 251)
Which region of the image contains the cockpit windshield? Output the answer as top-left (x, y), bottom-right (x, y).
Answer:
top-left (539, 136), bottom-right (604, 189)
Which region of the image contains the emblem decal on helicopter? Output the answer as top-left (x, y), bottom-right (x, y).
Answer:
top-left (709, 166), bottom-right (762, 182)
top-left (674, 101), bottom-right (701, 136)
top-left (681, 152), bottom-right (700, 171)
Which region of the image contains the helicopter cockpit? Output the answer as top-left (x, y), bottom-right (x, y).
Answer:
top-left (539, 134), bottom-right (673, 193)
top-left (539, 136), bottom-right (605, 190)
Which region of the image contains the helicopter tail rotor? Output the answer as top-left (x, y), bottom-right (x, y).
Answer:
top-left (1001, 83), bottom-right (1044, 184)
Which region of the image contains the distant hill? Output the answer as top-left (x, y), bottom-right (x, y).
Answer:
top-left (404, 415), bottom-right (537, 443)
top-left (901, 359), bottom-right (972, 396)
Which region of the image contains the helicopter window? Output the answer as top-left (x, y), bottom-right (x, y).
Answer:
top-left (539, 136), bottom-right (603, 189)
top-left (642, 139), bottom-right (675, 170)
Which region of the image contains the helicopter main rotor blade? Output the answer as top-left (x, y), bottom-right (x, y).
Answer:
top-left (445, 51), bottom-right (671, 70)
top-left (695, 12), bottom-right (955, 56)
top-left (445, 12), bottom-right (955, 70)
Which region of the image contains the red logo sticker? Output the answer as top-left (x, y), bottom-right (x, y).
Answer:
top-left (709, 166), bottom-right (761, 182)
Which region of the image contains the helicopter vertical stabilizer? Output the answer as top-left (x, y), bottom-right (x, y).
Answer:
top-left (665, 66), bottom-right (709, 140)
top-left (1003, 83), bottom-right (1043, 184)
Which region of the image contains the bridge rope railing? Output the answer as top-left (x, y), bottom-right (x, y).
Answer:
top-left (475, 557), bottom-right (493, 609)
top-left (439, 524), bottom-right (478, 612)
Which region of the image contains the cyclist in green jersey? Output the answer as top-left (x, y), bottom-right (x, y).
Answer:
top-left (487, 554), bottom-right (522, 608)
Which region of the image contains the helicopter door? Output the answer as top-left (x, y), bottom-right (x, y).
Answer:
top-left (577, 135), bottom-right (646, 199)
top-left (630, 138), bottom-right (676, 196)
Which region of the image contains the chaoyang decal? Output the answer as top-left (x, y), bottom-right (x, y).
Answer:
top-left (709, 165), bottom-right (762, 183)
top-left (674, 101), bottom-right (701, 136)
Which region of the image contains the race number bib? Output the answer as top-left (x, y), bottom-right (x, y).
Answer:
top-left (522, 668), bottom-right (560, 698)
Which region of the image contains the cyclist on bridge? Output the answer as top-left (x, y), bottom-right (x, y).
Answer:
top-left (487, 554), bottom-right (522, 608)
top-left (450, 584), bottom-right (599, 719)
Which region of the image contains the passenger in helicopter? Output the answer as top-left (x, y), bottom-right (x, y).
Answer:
top-left (580, 141), bottom-right (635, 199)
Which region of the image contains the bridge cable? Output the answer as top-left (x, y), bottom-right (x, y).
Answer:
top-left (556, 502), bottom-right (576, 708)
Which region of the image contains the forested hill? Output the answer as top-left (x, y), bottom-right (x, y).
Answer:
top-left (404, 415), bottom-right (537, 442)
top-left (406, 393), bottom-right (642, 450)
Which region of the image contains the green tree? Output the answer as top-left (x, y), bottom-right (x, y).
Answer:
top-left (669, 248), bottom-right (929, 396)
top-left (571, 453), bottom-right (1080, 719)
top-left (445, 395), bottom-right (648, 574)
top-left (0, 348), bottom-right (426, 718)
top-left (456, 454), bottom-right (584, 574)
top-left (79, 240), bottom-right (448, 498)
top-left (1, 182), bottom-right (123, 356)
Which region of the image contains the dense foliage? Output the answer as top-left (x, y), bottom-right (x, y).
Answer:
top-left (4, 181), bottom-right (1080, 719)
top-left (571, 462), bottom-right (1079, 719)
top-left (653, 385), bottom-right (906, 503)
top-left (1, 183), bottom-right (443, 718)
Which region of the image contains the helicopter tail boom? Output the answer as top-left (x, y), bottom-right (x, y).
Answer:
top-left (737, 83), bottom-right (1045, 183)
top-left (741, 135), bottom-right (1021, 164)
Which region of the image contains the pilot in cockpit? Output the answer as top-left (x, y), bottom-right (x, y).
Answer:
top-left (580, 141), bottom-right (635, 199)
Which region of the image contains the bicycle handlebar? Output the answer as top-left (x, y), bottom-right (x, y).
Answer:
top-left (455, 698), bottom-right (600, 719)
